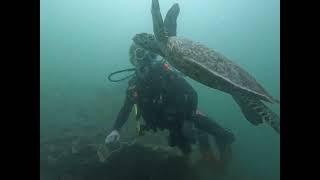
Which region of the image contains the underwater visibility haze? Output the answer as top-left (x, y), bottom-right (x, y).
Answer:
top-left (41, 0), bottom-right (279, 180)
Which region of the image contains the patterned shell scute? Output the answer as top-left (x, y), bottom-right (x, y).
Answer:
top-left (167, 37), bottom-right (272, 99)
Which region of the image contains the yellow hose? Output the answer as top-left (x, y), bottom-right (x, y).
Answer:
top-left (134, 104), bottom-right (141, 135)
top-left (134, 104), bottom-right (138, 115)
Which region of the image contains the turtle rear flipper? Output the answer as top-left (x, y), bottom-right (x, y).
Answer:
top-left (232, 95), bottom-right (280, 134)
top-left (164, 3), bottom-right (180, 37)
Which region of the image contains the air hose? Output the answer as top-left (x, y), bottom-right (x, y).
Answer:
top-left (107, 68), bottom-right (136, 82)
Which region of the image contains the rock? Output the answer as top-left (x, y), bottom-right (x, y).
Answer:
top-left (42, 141), bottom-right (199, 180)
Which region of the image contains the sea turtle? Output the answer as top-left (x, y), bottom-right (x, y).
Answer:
top-left (132, 0), bottom-right (280, 134)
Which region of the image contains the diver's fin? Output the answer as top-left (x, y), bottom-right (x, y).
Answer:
top-left (232, 94), bottom-right (280, 134)
top-left (164, 3), bottom-right (180, 37)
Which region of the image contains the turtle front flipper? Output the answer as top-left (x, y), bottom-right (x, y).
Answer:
top-left (164, 3), bottom-right (180, 37)
top-left (151, 0), bottom-right (168, 42)
top-left (232, 94), bottom-right (280, 134)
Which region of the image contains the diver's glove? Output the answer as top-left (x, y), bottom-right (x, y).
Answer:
top-left (105, 130), bottom-right (120, 144)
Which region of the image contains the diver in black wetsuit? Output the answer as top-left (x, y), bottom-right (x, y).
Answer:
top-left (105, 43), bottom-right (235, 166)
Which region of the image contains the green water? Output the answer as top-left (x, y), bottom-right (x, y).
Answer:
top-left (41, 0), bottom-right (280, 179)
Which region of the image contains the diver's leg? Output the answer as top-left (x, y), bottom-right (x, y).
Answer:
top-left (194, 113), bottom-right (234, 170)
top-left (197, 130), bottom-right (218, 162)
top-left (194, 113), bottom-right (235, 153)
top-left (168, 130), bottom-right (192, 158)
top-left (196, 129), bottom-right (233, 173)
top-left (177, 141), bottom-right (192, 158)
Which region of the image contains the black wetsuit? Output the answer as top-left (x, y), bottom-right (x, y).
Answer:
top-left (111, 62), bottom-right (234, 154)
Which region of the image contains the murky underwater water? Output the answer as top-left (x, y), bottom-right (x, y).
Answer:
top-left (41, 0), bottom-right (280, 179)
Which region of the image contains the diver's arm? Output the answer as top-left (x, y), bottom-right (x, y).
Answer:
top-left (111, 77), bottom-right (137, 131)
top-left (112, 95), bottom-right (134, 131)
top-left (105, 91), bottom-right (134, 144)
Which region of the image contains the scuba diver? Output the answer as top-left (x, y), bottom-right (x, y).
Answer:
top-left (105, 43), bottom-right (235, 169)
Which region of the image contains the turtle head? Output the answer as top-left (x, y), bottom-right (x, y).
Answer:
top-left (132, 33), bottom-right (164, 56)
